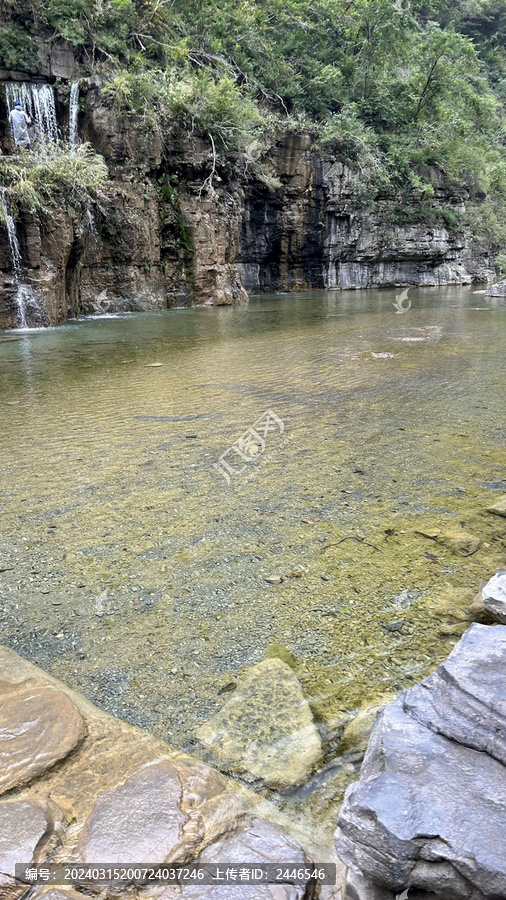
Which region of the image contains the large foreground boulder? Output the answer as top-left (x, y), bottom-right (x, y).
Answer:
top-left (335, 624), bottom-right (506, 900)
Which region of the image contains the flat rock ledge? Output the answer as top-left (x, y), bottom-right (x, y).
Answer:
top-left (485, 280), bottom-right (506, 295)
top-left (335, 622), bottom-right (506, 900)
top-left (0, 678), bottom-right (85, 794)
top-left (0, 647), bottom-right (342, 900)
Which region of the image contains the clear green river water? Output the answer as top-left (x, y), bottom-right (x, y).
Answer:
top-left (0, 285), bottom-right (505, 840)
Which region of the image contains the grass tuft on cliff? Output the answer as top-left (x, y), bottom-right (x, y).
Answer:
top-left (0, 144), bottom-right (108, 217)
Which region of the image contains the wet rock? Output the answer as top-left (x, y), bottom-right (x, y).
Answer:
top-left (487, 494), bottom-right (506, 517)
top-left (437, 530), bottom-right (481, 556)
top-left (168, 818), bottom-right (310, 899)
top-left (335, 623), bottom-right (506, 899)
top-left (196, 659), bottom-right (322, 789)
top-left (0, 679), bottom-right (85, 794)
top-left (343, 868), bottom-right (395, 900)
top-left (404, 623), bottom-right (506, 766)
top-left (0, 798), bottom-right (59, 900)
top-left (481, 570), bottom-right (506, 624)
top-left (341, 694), bottom-right (397, 753)
top-left (415, 527), bottom-right (440, 540)
top-left (263, 576), bottom-right (283, 585)
top-left (77, 760), bottom-right (187, 864)
top-left (0, 876), bottom-right (28, 900)
top-left (343, 868), bottom-right (434, 900)
top-left (335, 698), bottom-right (506, 898)
top-left (384, 620), bottom-right (404, 633)
top-left (37, 891), bottom-right (86, 900)
top-left (485, 279), bottom-right (506, 295)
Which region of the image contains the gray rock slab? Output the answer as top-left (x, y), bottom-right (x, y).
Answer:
top-left (485, 280), bottom-right (506, 295)
top-left (481, 571), bottom-right (506, 624)
top-left (335, 700), bottom-right (506, 899)
top-left (0, 798), bottom-right (56, 882)
top-left (195, 659), bottom-right (322, 790)
top-left (343, 867), bottom-right (438, 900)
top-left (77, 760), bottom-right (187, 864)
top-left (165, 817), bottom-right (309, 899)
top-left (0, 679), bottom-right (85, 795)
top-left (404, 622), bottom-right (506, 766)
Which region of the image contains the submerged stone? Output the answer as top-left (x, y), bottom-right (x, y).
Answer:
top-left (0, 798), bottom-right (60, 899)
top-left (0, 798), bottom-right (57, 876)
top-left (487, 494), bottom-right (506, 517)
top-left (437, 530), bottom-right (481, 556)
top-left (77, 760), bottom-right (186, 864)
top-left (172, 817), bottom-right (309, 899)
top-left (0, 679), bottom-right (85, 795)
top-left (195, 659), bottom-right (322, 789)
top-left (264, 642), bottom-right (298, 670)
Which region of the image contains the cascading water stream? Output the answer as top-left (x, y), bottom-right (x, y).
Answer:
top-left (5, 82), bottom-right (59, 150)
top-left (69, 81), bottom-right (80, 149)
top-left (0, 190), bottom-right (28, 328)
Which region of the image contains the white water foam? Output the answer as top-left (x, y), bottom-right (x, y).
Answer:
top-left (69, 81), bottom-right (79, 149)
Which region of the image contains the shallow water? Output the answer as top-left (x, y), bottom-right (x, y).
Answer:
top-left (0, 286), bottom-right (505, 841)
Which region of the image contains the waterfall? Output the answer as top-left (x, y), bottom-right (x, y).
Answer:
top-left (5, 82), bottom-right (59, 150)
top-left (69, 81), bottom-right (79, 149)
top-left (0, 191), bottom-right (22, 279)
top-left (85, 208), bottom-right (96, 237)
top-left (0, 189), bottom-right (41, 328)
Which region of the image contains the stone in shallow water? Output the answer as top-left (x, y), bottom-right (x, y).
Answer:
top-left (157, 818), bottom-right (309, 899)
top-left (334, 699), bottom-right (506, 898)
top-left (0, 679), bottom-right (85, 795)
top-left (485, 280), bottom-right (506, 295)
top-left (481, 570), bottom-right (506, 624)
top-left (487, 494), bottom-right (506, 517)
top-left (0, 799), bottom-right (58, 900)
top-left (77, 760), bottom-right (187, 864)
top-left (437, 530), bottom-right (481, 556)
top-left (404, 622), bottom-right (506, 766)
top-left (195, 659), bottom-right (322, 790)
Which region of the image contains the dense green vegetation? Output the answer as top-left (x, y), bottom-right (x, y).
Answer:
top-left (1, 0), bottom-right (506, 257)
top-left (0, 145), bottom-right (108, 224)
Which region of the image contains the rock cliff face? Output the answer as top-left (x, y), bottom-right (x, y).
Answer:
top-left (0, 75), bottom-right (495, 329)
top-left (237, 132), bottom-right (493, 293)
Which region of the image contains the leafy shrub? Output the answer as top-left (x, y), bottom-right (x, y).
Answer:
top-left (0, 144), bottom-right (108, 217)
